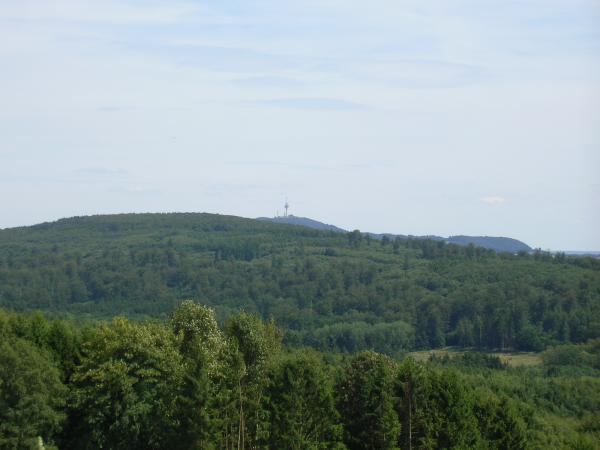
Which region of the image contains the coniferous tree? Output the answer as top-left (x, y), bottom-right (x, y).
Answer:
top-left (266, 350), bottom-right (345, 450)
top-left (337, 352), bottom-right (400, 450)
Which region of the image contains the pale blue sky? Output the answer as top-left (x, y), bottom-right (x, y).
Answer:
top-left (0, 0), bottom-right (599, 250)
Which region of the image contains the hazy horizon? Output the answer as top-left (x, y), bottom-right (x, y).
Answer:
top-left (1, 0), bottom-right (599, 250)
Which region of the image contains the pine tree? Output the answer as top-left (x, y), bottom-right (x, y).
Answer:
top-left (337, 352), bottom-right (400, 450)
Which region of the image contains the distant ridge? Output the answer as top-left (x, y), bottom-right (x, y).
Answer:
top-left (446, 235), bottom-right (531, 253)
top-left (257, 215), bottom-right (347, 233)
top-left (258, 215), bottom-right (532, 253)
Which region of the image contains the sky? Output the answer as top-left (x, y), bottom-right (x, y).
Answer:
top-left (0, 0), bottom-right (599, 250)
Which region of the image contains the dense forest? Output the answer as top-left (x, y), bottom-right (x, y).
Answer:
top-left (1, 213), bottom-right (599, 355)
top-left (259, 215), bottom-right (532, 253)
top-left (2, 305), bottom-right (600, 449)
top-left (1, 214), bottom-right (600, 448)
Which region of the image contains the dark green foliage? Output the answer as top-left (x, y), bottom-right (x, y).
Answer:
top-left (0, 213), bottom-right (599, 449)
top-left (265, 350), bottom-right (345, 449)
top-left (0, 337), bottom-right (67, 449)
top-left (397, 359), bottom-right (483, 449)
top-left (305, 320), bottom-right (413, 355)
top-left (218, 312), bottom-right (282, 449)
top-left (337, 352), bottom-right (400, 450)
top-left (2, 308), bottom-right (600, 449)
top-left (173, 345), bottom-right (216, 450)
top-left (1, 213), bottom-right (598, 354)
top-left (169, 301), bottom-right (225, 449)
top-left (473, 397), bottom-right (530, 450)
top-left (430, 352), bottom-right (507, 370)
top-left (541, 338), bottom-right (600, 373)
top-left (66, 318), bottom-right (186, 450)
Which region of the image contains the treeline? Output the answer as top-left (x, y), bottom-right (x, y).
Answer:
top-left (3, 306), bottom-right (600, 449)
top-left (1, 213), bottom-right (599, 354)
top-left (0, 305), bottom-right (538, 450)
top-left (431, 345), bottom-right (600, 449)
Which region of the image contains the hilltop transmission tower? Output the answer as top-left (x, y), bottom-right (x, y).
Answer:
top-left (284, 198), bottom-right (289, 217)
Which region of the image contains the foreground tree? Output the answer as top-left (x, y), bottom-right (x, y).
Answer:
top-left (170, 300), bottom-right (226, 449)
top-left (67, 318), bottom-right (185, 450)
top-left (396, 359), bottom-right (481, 449)
top-left (219, 312), bottom-right (282, 449)
top-left (170, 300), bottom-right (225, 368)
top-left (474, 397), bottom-right (530, 450)
top-left (266, 350), bottom-right (345, 450)
top-left (337, 352), bottom-right (400, 450)
top-left (0, 337), bottom-right (66, 449)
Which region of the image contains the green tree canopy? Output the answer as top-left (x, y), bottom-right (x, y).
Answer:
top-left (0, 337), bottom-right (66, 449)
top-left (337, 351), bottom-right (400, 450)
top-left (67, 318), bottom-right (185, 450)
top-left (266, 350), bottom-right (345, 450)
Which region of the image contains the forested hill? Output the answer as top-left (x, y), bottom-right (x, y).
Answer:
top-left (257, 215), bottom-right (347, 232)
top-left (0, 212), bottom-right (599, 354)
top-left (258, 215), bottom-right (532, 253)
top-left (446, 235), bottom-right (531, 253)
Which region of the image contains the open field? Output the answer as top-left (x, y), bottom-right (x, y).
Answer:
top-left (408, 347), bottom-right (543, 367)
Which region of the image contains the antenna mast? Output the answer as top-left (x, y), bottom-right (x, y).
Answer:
top-left (284, 198), bottom-right (289, 217)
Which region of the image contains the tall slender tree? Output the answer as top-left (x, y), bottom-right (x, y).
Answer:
top-left (337, 352), bottom-right (400, 450)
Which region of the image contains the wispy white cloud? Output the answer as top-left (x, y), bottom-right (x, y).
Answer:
top-left (481, 196), bottom-right (506, 206)
top-left (0, 0), bottom-right (598, 249)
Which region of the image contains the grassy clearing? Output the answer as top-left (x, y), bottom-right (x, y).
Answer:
top-left (493, 352), bottom-right (542, 367)
top-left (408, 347), bottom-right (542, 367)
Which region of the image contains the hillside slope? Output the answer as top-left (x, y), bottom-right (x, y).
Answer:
top-left (0, 213), bottom-right (598, 354)
top-left (257, 215), bottom-right (346, 233)
top-left (258, 215), bottom-right (531, 253)
top-left (446, 235), bottom-right (531, 253)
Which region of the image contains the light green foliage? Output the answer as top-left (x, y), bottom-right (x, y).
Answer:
top-left (1, 307), bottom-right (599, 449)
top-left (170, 300), bottom-right (225, 377)
top-left (0, 337), bottom-right (66, 449)
top-left (433, 341), bottom-right (600, 449)
top-left (170, 301), bottom-right (225, 449)
top-left (224, 312), bottom-right (282, 390)
top-left (68, 318), bottom-right (185, 450)
top-left (219, 312), bottom-right (282, 449)
top-left (541, 338), bottom-right (600, 372)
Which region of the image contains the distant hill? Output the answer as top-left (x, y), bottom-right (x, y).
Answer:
top-left (258, 216), bottom-right (531, 253)
top-left (564, 251), bottom-right (600, 258)
top-left (257, 215), bottom-right (346, 233)
top-left (446, 235), bottom-right (531, 253)
top-left (0, 212), bottom-right (598, 354)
